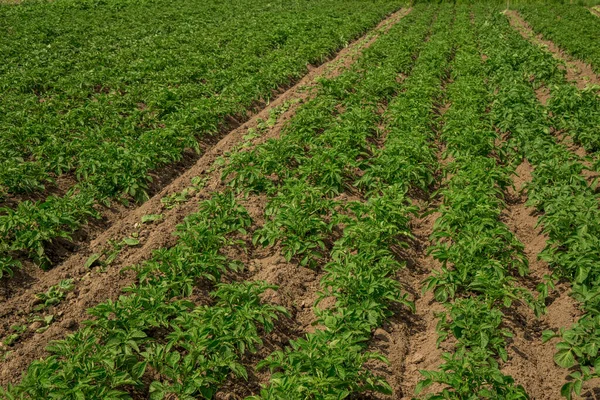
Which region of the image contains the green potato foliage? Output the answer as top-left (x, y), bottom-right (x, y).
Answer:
top-left (475, 4), bottom-right (600, 397)
top-left (0, 0), bottom-right (404, 273)
top-left (35, 279), bottom-right (75, 310)
top-left (12, 1), bottom-right (599, 398)
top-left (416, 7), bottom-right (543, 398)
top-left (518, 4), bottom-right (600, 73)
top-left (2, 193), bottom-right (287, 398)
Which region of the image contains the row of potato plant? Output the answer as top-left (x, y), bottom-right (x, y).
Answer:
top-left (547, 84), bottom-right (600, 157)
top-left (516, 3), bottom-right (600, 72)
top-left (256, 7), bottom-right (462, 399)
top-left (356, 6), bottom-right (449, 196)
top-left (475, 5), bottom-right (600, 398)
top-left (1, 6), bottom-right (434, 399)
top-left (223, 7), bottom-right (433, 268)
top-left (509, 7), bottom-right (600, 161)
top-left (227, 7), bottom-right (444, 398)
top-left (0, 0), bottom-right (404, 276)
top-left (417, 7), bottom-right (541, 399)
top-left (2, 192), bottom-right (288, 399)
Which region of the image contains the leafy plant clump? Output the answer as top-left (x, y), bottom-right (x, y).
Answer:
top-left (0, 0), bottom-right (404, 273)
top-left (476, 5), bottom-right (600, 397)
top-left (34, 279), bottom-right (75, 311)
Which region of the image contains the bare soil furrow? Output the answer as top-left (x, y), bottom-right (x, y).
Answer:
top-left (396, 207), bottom-right (447, 400)
top-left (355, 199), bottom-right (445, 400)
top-left (500, 160), bottom-right (581, 400)
top-left (393, 82), bottom-right (453, 398)
top-left (213, 248), bottom-right (324, 399)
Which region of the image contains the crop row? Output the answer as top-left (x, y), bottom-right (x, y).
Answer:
top-left (517, 3), bottom-right (600, 72)
top-left (416, 7), bottom-right (540, 399)
top-left (228, 7), bottom-right (443, 398)
top-left (507, 8), bottom-right (600, 158)
top-left (223, 6), bottom-right (435, 267)
top-left (9, 3), bottom-right (598, 398)
top-left (2, 191), bottom-right (289, 399)
top-left (475, 5), bottom-right (600, 398)
top-left (256, 6), bottom-right (467, 399)
top-left (2, 5), bottom-right (438, 399)
top-left (0, 0), bottom-right (403, 276)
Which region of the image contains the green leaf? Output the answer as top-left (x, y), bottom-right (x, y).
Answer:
top-left (554, 348), bottom-right (576, 368)
top-left (199, 387), bottom-right (215, 399)
top-left (84, 253), bottom-right (101, 268)
top-left (593, 356), bottom-right (600, 372)
top-left (561, 382), bottom-right (574, 400)
top-left (123, 238), bottom-right (140, 246)
top-left (415, 377), bottom-right (432, 394)
top-left (141, 214), bottom-right (163, 223)
top-left (131, 361), bottom-right (147, 379)
top-left (575, 266), bottom-right (589, 284)
top-left (574, 378), bottom-right (583, 395)
top-left (541, 329), bottom-right (557, 343)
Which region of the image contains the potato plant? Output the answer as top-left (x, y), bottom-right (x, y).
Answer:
top-left (476, 5), bottom-right (600, 397)
top-left (416, 8), bottom-right (540, 398)
top-left (4, 2), bottom-right (600, 399)
top-left (2, 193), bottom-right (286, 399)
top-left (0, 0), bottom-right (404, 274)
top-left (517, 3), bottom-right (600, 72)
top-left (244, 6), bottom-right (465, 399)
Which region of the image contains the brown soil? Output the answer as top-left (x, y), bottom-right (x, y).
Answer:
top-left (501, 160), bottom-right (582, 399)
top-left (211, 195), bottom-right (327, 400)
top-left (214, 244), bottom-right (344, 400)
top-left (534, 85), bottom-right (551, 106)
top-left (6, 7), bottom-right (592, 399)
top-left (396, 207), bottom-right (448, 399)
top-left (353, 202), bottom-right (446, 400)
top-left (0, 7), bottom-right (413, 386)
top-left (390, 96), bottom-right (452, 398)
top-left (358, 44), bottom-right (452, 399)
top-left (590, 6), bottom-right (600, 18)
top-left (505, 10), bottom-right (600, 89)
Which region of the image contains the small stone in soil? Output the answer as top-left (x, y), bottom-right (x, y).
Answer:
top-left (411, 352), bottom-right (425, 364)
top-left (29, 321), bottom-right (43, 331)
top-left (61, 319), bottom-right (78, 330)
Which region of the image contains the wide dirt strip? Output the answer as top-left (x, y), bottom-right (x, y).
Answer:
top-left (500, 160), bottom-right (581, 400)
top-left (0, 7), bottom-right (413, 385)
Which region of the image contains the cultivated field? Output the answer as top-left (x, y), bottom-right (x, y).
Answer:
top-left (1, 1), bottom-right (600, 399)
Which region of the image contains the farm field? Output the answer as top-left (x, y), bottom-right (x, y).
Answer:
top-left (0, 0), bottom-right (403, 273)
top-left (516, 3), bottom-right (600, 72)
top-left (1, 0), bottom-right (600, 399)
